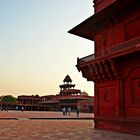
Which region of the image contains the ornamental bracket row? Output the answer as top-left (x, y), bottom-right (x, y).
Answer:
top-left (77, 59), bottom-right (118, 82)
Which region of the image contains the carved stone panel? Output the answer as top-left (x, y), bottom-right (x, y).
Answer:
top-left (98, 86), bottom-right (115, 117)
top-left (125, 17), bottom-right (140, 40)
top-left (131, 78), bottom-right (140, 105)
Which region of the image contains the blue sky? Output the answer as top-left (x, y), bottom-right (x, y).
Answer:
top-left (0, 0), bottom-right (94, 97)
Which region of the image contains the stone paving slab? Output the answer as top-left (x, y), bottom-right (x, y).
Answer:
top-left (0, 120), bottom-right (139, 140)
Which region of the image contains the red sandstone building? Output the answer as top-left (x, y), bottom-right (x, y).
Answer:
top-left (17, 75), bottom-right (94, 113)
top-left (17, 95), bottom-right (46, 111)
top-left (69, 0), bottom-right (140, 135)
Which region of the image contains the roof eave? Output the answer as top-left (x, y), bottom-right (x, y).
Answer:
top-left (68, 15), bottom-right (95, 41)
top-left (68, 0), bottom-right (135, 40)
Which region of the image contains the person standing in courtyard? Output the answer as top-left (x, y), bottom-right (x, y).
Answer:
top-left (65, 107), bottom-right (68, 115)
top-left (68, 107), bottom-right (71, 116)
top-left (21, 106), bottom-right (24, 112)
top-left (16, 106), bottom-right (18, 111)
top-left (62, 107), bottom-right (66, 116)
top-left (76, 106), bottom-right (80, 117)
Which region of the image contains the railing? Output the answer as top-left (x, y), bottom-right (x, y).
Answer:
top-left (110, 37), bottom-right (140, 53)
top-left (77, 37), bottom-right (140, 65)
top-left (40, 100), bottom-right (59, 104)
top-left (77, 54), bottom-right (95, 64)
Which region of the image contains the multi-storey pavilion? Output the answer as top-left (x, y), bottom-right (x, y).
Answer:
top-left (59, 75), bottom-right (93, 111)
top-left (69, 0), bottom-right (140, 135)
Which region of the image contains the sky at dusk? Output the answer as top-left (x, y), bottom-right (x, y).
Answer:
top-left (0, 0), bottom-right (94, 97)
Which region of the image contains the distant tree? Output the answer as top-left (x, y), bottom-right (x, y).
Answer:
top-left (1, 95), bottom-right (17, 103)
top-left (0, 96), bottom-right (2, 101)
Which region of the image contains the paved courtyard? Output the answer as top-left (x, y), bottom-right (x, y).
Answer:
top-left (0, 111), bottom-right (140, 140)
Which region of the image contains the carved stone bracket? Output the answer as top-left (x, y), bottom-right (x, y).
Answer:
top-left (77, 59), bottom-right (118, 82)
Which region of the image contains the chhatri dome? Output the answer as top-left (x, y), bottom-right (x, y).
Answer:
top-left (59, 75), bottom-right (75, 90)
top-left (59, 75), bottom-right (81, 96)
top-left (63, 75), bottom-right (72, 83)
